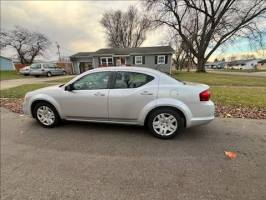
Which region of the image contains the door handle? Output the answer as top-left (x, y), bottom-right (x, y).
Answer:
top-left (140, 91), bottom-right (153, 95)
top-left (94, 92), bottom-right (105, 96)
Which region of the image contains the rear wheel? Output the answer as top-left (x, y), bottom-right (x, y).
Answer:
top-left (147, 108), bottom-right (184, 139)
top-left (47, 72), bottom-right (52, 77)
top-left (33, 102), bottom-right (60, 128)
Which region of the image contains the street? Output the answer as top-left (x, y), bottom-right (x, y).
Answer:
top-left (1, 107), bottom-right (266, 200)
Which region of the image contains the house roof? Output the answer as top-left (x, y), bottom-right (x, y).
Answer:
top-left (0, 55), bottom-right (12, 61)
top-left (71, 46), bottom-right (174, 58)
top-left (70, 52), bottom-right (95, 58)
top-left (227, 59), bottom-right (257, 65)
top-left (258, 59), bottom-right (266, 64)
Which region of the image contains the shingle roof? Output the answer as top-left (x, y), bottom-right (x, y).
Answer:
top-left (70, 52), bottom-right (95, 57)
top-left (0, 55), bottom-right (12, 61)
top-left (258, 59), bottom-right (266, 64)
top-left (71, 46), bottom-right (174, 58)
top-left (95, 46), bottom-right (174, 55)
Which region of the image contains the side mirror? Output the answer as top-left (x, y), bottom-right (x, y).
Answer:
top-left (65, 84), bottom-right (74, 91)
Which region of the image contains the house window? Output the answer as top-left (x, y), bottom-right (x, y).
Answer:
top-left (101, 57), bottom-right (113, 66)
top-left (158, 55), bottom-right (165, 64)
top-left (135, 56), bottom-right (142, 65)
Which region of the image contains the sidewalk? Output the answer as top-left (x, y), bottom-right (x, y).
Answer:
top-left (207, 70), bottom-right (266, 77)
top-left (0, 75), bottom-right (74, 90)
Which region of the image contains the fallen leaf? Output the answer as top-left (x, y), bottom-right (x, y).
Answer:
top-left (224, 151), bottom-right (237, 159)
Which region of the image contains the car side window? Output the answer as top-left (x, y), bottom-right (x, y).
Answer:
top-left (31, 64), bottom-right (41, 69)
top-left (114, 72), bottom-right (154, 89)
top-left (72, 72), bottom-right (111, 90)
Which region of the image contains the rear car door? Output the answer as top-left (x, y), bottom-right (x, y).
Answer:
top-left (108, 71), bottom-right (158, 121)
top-left (29, 63), bottom-right (42, 75)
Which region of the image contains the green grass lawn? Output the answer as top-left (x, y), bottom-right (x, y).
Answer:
top-left (211, 86), bottom-right (266, 107)
top-left (174, 72), bottom-right (266, 86)
top-left (0, 84), bottom-right (50, 98)
top-left (0, 70), bottom-right (25, 81)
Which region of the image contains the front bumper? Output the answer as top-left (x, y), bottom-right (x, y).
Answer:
top-left (22, 99), bottom-right (32, 116)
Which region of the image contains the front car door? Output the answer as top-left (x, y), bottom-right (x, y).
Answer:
top-left (59, 71), bottom-right (112, 120)
top-left (108, 71), bottom-right (158, 122)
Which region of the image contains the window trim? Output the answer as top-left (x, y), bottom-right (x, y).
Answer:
top-left (157, 55), bottom-right (165, 64)
top-left (111, 71), bottom-right (155, 89)
top-left (135, 56), bottom-right (143, 65)
top-left (100, 57), bottom-right (113, 66)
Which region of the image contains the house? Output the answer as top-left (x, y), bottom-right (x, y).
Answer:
top-left (205, 61), bottom-right (226, 69)
top-left (70, 46), bottom-right (174, 74)
top-left (257, 59), bottom-right (266, 70)
top-left (0, 56), bottom-right (15, 71)
top-left (226, 59), bottom-right (258, 70)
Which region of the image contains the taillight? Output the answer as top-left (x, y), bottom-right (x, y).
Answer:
top-left (199, 89), bottom-right (210, 101)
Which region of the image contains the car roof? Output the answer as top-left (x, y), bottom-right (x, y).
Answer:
top-left (88, 66), bottom-right (166, 76)
top-left (68, 66), bottom-right (181, 85)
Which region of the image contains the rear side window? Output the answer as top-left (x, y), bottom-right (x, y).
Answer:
top-left (114, 71), bottom-right (154, 89)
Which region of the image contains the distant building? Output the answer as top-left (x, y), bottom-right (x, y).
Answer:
top-left (257, 59), bottom-right (266, 70)
top-left (70, 46), bottom-right (174, 74)
top-left (226, 59), bottom-right (258, 70)
top-left (0, 56), bottom-right (15, 71)
top-left (205, 61), bottom-right (226, 69)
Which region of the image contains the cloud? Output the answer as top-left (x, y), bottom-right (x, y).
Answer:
top-left (2, 0), bottom-right (165, 60)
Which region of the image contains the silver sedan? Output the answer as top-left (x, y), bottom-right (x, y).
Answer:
top-left (23, 67), bottom-right (215, 139)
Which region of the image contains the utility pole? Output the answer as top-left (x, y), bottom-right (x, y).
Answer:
top-left (55, 42), bottom-right (61, 62)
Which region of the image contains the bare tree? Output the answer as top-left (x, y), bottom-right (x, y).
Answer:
top-left (100, 6), bottom-right (152, 48)
top-left (0, 26), bottom-right (51, 64)
top-left (145, 0), bottom-right (266, 72)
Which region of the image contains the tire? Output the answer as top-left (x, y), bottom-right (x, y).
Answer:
top-left (63, 71), bottom-right (67, 75)
top-left (47, 72), bottom-right (52, 77)
top-left (33, 102), bottom-right (60, 128)
top-left (35, 75), bottom-right (40, 77)
top-left (147, 108), bottom-right (185, 139)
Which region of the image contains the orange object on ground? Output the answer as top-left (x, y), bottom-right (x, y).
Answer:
top-left (224, 151), bottom-right (237, 159)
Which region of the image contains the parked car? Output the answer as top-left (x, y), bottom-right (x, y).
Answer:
top-left (29, 63), bottom-right (66, 77)
top-left (19, 66), bottom-right (30, 76)
top-left (23, 67), bottom-right (215, 139)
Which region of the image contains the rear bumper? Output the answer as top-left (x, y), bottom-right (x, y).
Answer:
top-left (189, 116), bottom-right (214, 127)
top-left (187, 101), bottom-right (215, 127)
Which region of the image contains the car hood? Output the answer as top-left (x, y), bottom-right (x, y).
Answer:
top-left (27, 85), bottom-right (62, 96)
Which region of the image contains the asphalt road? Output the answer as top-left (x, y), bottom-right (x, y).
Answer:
top-left (1, 108), bottom-right (266, 200)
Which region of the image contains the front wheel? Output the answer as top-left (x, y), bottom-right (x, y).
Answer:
top-left (33, 102), bottom-right (60, 128)
top-left (147, 108), bottom-right (184, 139)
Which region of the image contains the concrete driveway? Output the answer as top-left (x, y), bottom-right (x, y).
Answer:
top-left (1, 108), bottom-right (266, 200)
top-left (0, 75), bottom-right (74, 90)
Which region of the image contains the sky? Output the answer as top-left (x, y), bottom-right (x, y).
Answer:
top-left (1, 0), bottom-right (265, 61)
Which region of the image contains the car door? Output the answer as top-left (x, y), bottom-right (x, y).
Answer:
top-left (59, 71), bottom-right (112, 120)
top-left (29, 63), bottom-right (42, 75)
top-left (108, 71), bottom-right (158, 121)
top-left (48, 64), bottom-right (58, 75)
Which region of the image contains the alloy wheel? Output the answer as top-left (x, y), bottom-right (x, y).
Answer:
top-left (36, 106), bottom-right (55, 126)
top-left (152, 113), bottom-right (178, 136)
